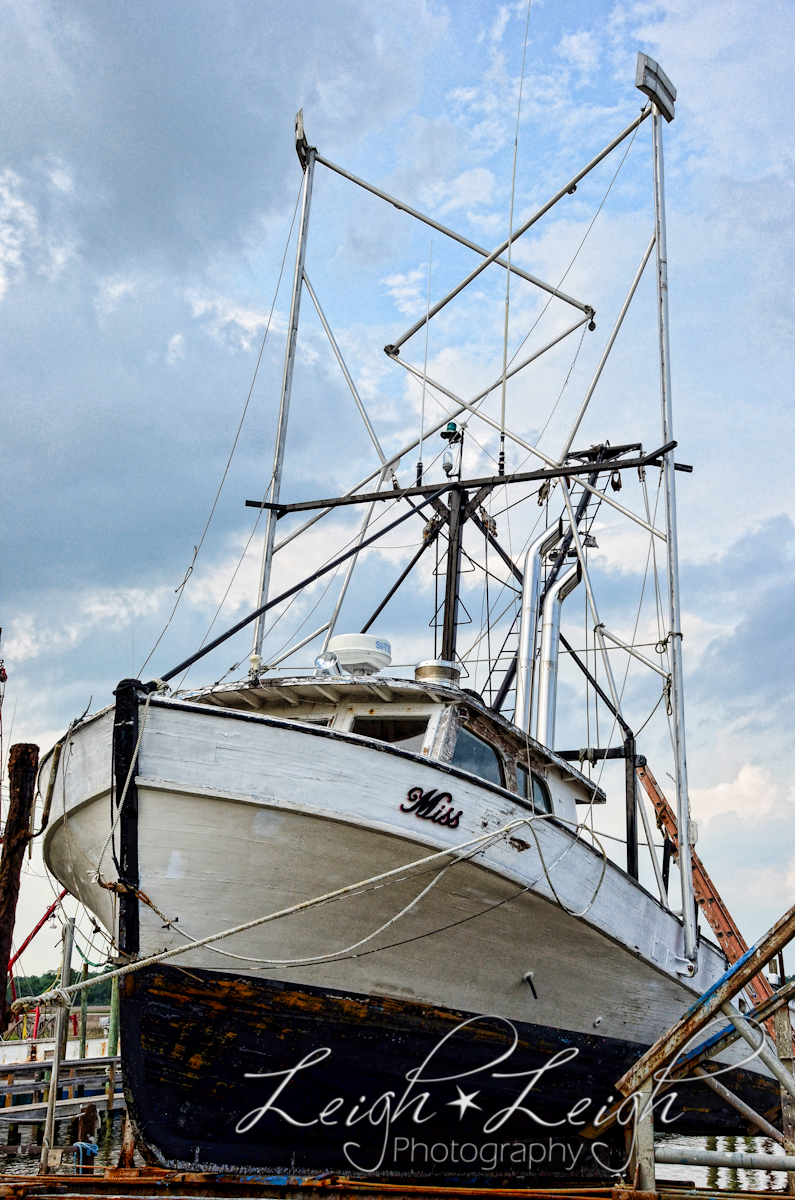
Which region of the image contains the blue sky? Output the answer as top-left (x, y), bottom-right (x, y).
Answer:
top-left (3, 0), bottom-right (795, 971)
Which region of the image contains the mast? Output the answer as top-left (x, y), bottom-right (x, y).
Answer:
top-left (251, 112), bottom-right (316, 668)
top-left (440, 485), bottom-right (466, 663)
top-left (638, 54), bottom-right (697, 967)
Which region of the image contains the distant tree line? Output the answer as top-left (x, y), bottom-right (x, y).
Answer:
top-left (8, 968), bottom-right (113, 1006)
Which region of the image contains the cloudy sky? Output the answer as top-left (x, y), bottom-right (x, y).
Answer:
top-left (3, 0), bottom-right (794, 972)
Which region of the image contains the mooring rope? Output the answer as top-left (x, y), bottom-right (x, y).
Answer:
top-left (13, 814), bottom-right (607, 1012)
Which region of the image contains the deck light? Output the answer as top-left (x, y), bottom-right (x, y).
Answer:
top-left (635, 53), bottom-right (676, 122)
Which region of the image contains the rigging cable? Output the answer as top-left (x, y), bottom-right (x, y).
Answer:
top-left (138, 178), bottom-right (305, 677)
top-left (590, 466), bottom-right (666, 798)
top-left (503, 119), bottom-right (641, 377)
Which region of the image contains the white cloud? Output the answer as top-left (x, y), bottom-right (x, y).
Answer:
top-left (95, 274), bottom-right (139, 314)
top-left (0, 168), bottom-right (38, 300)
top-left (48, 166), bottom-right (74, 195)
top-left (690, 763), bottom-right (782, 827)
top-left (382, 266), bottom-right (426, 316)
top-left (167, 333), bottom-right (185, 364)
top-left (4, 589), bottom-right (165, 666)
top-left (490, 6), bottom-right (511, 43)
top-left (188, 292), bottom-right (282, 352)
top-left (434, 167), bottom-right (496, 215)
top-left (557, 30), bottom-right (600, 78)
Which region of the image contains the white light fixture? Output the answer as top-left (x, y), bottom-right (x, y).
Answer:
top-left (636, 53), bottom-right (676, 122)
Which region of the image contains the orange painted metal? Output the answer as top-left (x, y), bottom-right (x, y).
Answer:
top-left (636, 764), bottom-right (774, 1015)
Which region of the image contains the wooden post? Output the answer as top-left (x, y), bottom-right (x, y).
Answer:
top-left (106, 1059), bottom-right (116, 1114)
top-left (76, 1102), bottom-right (97, 1175)
top-left (38, 918), bottom-right (74, 1175)
top-left (117, 1110), bottom-right (136, 1167)
top-left (78, 962), bottom-right (88, 1061)
top-left (629, 1077), bottom-right (656, 1191)
top-left (0, 745), bottom-right (38, 1029)
top-left (774, 997), bottom-right (795, 1195)
top-left (108, 975), bottom-right (119, 1057)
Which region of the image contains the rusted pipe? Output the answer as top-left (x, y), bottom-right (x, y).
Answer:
top-left (656, 1145), bottom-right (795, 1171)
top-left (693, 1064), bottom-right (784, 1142)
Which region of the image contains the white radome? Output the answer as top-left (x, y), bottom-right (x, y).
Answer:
top-left (327, 633), bottom-right (391, 674)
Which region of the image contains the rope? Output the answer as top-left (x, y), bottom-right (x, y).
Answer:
top-left (275, 816), bottom-right (608, 971)
top-left (166, 857), bottom-right (463, 967)
top-left (14, 813), bottom-right (606, 1013)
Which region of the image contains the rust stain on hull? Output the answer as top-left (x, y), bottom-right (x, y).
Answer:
top-left (119, 965), bottom-right (779, 1179)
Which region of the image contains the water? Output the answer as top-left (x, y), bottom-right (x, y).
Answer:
top-left (655, 1133), bottom-right (790, 1192)
top-left (0, 1110), bottom-right (144, 1177)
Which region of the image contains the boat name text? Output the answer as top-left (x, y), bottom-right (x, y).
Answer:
top-left (400, 787), bottom-right (462, 828)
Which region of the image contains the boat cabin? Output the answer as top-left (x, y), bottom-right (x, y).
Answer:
top-left (181, 657), bottom-right (604, 826)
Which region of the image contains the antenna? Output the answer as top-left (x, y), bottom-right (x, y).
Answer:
top-left (416, 241), bottom-right (433, 485)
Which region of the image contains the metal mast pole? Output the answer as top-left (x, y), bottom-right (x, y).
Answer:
top-left (251, 114), bottom-right (316, 667)
top-left (441, 486), bottom-right (466, 664)
top-left (652, 100), bottom-right (697, 966)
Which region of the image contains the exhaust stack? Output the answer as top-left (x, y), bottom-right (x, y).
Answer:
top-left (514, 521), bottom-right (563, 734)
top-left (534, 562), bottom-right (581, 750)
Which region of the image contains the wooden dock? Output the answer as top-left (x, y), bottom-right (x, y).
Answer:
top-left (0, 1055), bottom-right (123, 1136)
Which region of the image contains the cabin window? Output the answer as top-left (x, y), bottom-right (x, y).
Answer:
top-left (516, 764), bottom-right (553, 814)
top-left (451, 728), bottom-right (504, 787)
top-left (350, 717), bottom-right (428, 753)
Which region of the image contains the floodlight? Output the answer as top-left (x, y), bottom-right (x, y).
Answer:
top-left (636, 53), bottom-right (676, 122)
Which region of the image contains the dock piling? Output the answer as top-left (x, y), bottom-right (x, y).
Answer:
top-left (0, 745), bottom-right (39, 1030)
top-left (78, 962), bottom-right (88, 1063)
top-left (117, 1110), bottom-right (135, 1168)
top-left (774, 985), bottom-right (795, 1193)
top-left (629, 1078), bottom-right (655, 1191)
top-left (38, 918), bottom-right (74, 1176)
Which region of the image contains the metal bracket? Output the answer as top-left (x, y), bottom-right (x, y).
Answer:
top-left (295, 109), bottom-right (315, 169)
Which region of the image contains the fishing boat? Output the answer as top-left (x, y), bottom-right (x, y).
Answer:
top-left (36, 56), bottom-right (782, 1180)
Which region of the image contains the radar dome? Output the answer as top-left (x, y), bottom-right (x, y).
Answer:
top-left (327, 634), bottom-right (391, 675)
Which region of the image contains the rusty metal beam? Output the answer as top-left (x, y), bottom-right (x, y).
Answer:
top-left (637, 763), bottom-right (774, 1013)
top-left (582, 975), bottom-right (795, 1139)
top-left (617, 898), bottom-right (795, 1097)
top-left (721, 1001), bottom-right (795, 1103)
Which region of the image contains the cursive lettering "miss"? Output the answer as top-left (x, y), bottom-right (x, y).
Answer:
top-left (400, 787), bottom-right (463, 828)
